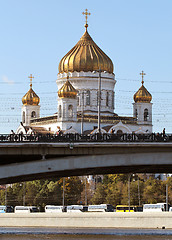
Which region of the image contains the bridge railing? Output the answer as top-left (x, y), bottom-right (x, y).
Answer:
top-left (0, 133), bottom-right (172, 143)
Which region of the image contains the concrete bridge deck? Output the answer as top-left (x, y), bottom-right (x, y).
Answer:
top-left (0, 142), bottom-right (172, 184)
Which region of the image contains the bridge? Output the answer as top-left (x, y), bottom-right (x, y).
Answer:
top-left (0, 133), bottom-right (172, 184)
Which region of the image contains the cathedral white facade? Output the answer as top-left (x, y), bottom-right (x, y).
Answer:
top-left (16, 19), bottom-right (153, 136)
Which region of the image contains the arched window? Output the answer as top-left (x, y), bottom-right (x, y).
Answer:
top-left (106, 92), bottom-right (109, 106)
top-left (59, 105), bottom-right (62, 118)
top-left (135, 109), bottom-right (138, 120)
top-left (68, 105), bottom-right (73, 118)
top-left (117, 130), bottom-right (123, 135)
top-left (144, 108), bottom-right (149, 121)
top-left (112, 92), bottom-right (114, 109)
top-left (22, 111), bottom-right (25, 123)
top-left (31, 111), bottom-right (36, 118)
top-left (97, 90), bottom-right (101, 106)
top-left (97, 91), bottom-right (98, 106)
top-left (86, 90), bottom-right (90, 106)
top-left (77, 96), bottom-right (80, 106)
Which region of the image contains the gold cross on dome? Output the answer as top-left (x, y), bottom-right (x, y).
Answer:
top-left (82, 9), bottom-right (91, 26)
top-left (28, 74), bottom-right (34, 88)
top-left (140, 71), bottom-right (146, 85)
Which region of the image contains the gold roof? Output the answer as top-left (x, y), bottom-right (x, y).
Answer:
top-left (22, 75), bottom-right (40, 105)
top-left (134, 71), bottom-right (152, 103)
top-left (58, 78), bottom-right (78, 98)
top-left (58, 25), bottom-right (114, 74)
top-left (134, 85), bottom-right (152, 103)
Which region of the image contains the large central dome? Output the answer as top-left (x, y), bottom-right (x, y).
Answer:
top-left (58, 26), bottom-right (114, 74)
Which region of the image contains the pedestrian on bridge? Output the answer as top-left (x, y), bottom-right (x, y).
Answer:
top-left (163, 128), bottom-right (166, 137)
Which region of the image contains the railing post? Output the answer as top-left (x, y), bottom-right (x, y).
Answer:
top-left (1, 132), bottom-right (172, 143)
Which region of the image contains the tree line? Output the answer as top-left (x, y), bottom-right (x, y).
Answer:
top-left (0, 174), bottom-right (172, 210)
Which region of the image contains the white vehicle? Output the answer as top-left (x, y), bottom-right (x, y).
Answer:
top-left (169, 207), bottom-right (172, 212)
top-left (67, 205), bottom-right (88, 212)
top-left (143, 203), bottom-right (168, 212)
top-left (45, 205), bottom-right (67, 213)
top-left (14, 206), bottom-right (37, 213)
top-left (88, 204), bottom-right (114, 212)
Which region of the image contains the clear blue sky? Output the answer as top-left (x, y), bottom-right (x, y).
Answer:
top-left (0, 0), bottom-right (172, 133)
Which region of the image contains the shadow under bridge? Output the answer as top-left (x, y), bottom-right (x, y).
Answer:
top-left (0, 142), bottom-right (172, 184)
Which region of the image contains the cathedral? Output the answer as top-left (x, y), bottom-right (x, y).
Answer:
top-left (16, 10), bottom-right (153, 136)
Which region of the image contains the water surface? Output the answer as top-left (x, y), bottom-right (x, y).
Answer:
top-left (1, 227), bottom-right (172, 240)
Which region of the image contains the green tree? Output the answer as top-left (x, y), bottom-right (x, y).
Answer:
top-left (59, 177), bottom-right (83, 205)
top-left (47, 180), bottom-right (62, 205)
top-left (0, 189), bottom-right (5, 205)
top-left (142, 177), bottom-right (165, 204)
top-left (106, 181), bottom-right (125, 206)
top-left (90, 182), bottom-right (106, 204)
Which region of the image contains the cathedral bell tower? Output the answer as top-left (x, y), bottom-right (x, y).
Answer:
top-left (21, 74), bottom-right (40, 126)
top-left (57, 75), bottom-right (78, 130)
top-left (133, 71), bottom-right (152, 129)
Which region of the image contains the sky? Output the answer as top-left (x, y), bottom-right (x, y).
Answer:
top-left (0, 0), bottom-right (172, 133)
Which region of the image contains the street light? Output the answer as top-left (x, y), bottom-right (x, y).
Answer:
top-left (137, 177), bottom-right (141, 206)
top-left (78, 91), bottom-right (87, 134)
top-left (93, 69), bottom-right (107, 133)
top-left (128, 173), bottom-right (131, 212)
top-left (166, 174), bottom-right (168, 211)
top-left (81, 91), bottom-right (84, 135)
top-left (23, 182), bottom-right (26, 206)
top-left (20, 182), bottom-right (26, 206)
top-left (62, 177), bottom-right (65, 207)
top-left (85, 176), bottom-right (87, 205)
top-left (5, 185), bottom-right (7, 206)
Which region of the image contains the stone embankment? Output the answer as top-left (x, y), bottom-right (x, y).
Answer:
top-left (0, 212), bottom-right (172, 229)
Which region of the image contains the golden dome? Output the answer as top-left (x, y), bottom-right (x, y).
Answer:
top-left (134, 83), bottom-right (152, 103)
top-left (58, 78), bottom-right (78, 98)
top-left (58, 26), bottom-right (114, 74)
top-left (22, 83), bottom-right (40, 105)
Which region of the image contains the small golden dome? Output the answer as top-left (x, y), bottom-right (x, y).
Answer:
top-left (58, 78), bottom-right (78, 98)
top-left (134, 84), bottom-right (152, 103)
top-left (58, 26), bottom-right (114, 74)
top-left (22, 83), bottom-right (40, 105)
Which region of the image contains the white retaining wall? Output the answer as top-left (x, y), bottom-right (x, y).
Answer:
top-left (0, 212), bottom-right (172, 229)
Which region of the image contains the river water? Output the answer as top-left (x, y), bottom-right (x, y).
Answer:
top-left (1, 228), bottom-right (172, 240)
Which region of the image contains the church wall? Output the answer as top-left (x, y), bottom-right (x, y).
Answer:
top-left (75, 121), bottom-right (152, 134)
top-left (29, 119), bottom-right (152, 135)
top-left (22, 105), bottom-right (40, 126)
top-left (57, 97), bottom-right (77, 122)
top-left (124, 124), bottom-right (152, 134)
top-left (57, 72), bottom-right (116, 115)
top-left (133, 102), bottom-right (152, 126)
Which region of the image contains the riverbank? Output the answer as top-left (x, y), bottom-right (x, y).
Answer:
top-left (0, 212), bottom-right (172, 229)
top-left (1, 227), bottom-right (172, 240)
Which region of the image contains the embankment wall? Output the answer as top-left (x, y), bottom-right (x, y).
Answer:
top-left (0, 212), bottom-right (172, 229)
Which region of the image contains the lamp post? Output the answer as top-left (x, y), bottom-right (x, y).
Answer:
top-left (63, 177), bottom-right (65, 207)
top-left (23, 182), bottom-right (26, 206)
top-left (166, 174), bottom-right (168, 211)
top-left (138, 177), bottom-right (141, 206)
top-left (20, 182), bottom-right (26, 206)
top-left (81, 91), bottom-right (85, 135)
top-left (98, 69), bottom-right (101, 133)
top-left (5, 185), bottom-right (7, 206)
top-left (93, 69), bottom-right (106, 134)
top-left (85, 176), bottom-right (87, 205)
top-left (128, 174), bottom-right (131, 212)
